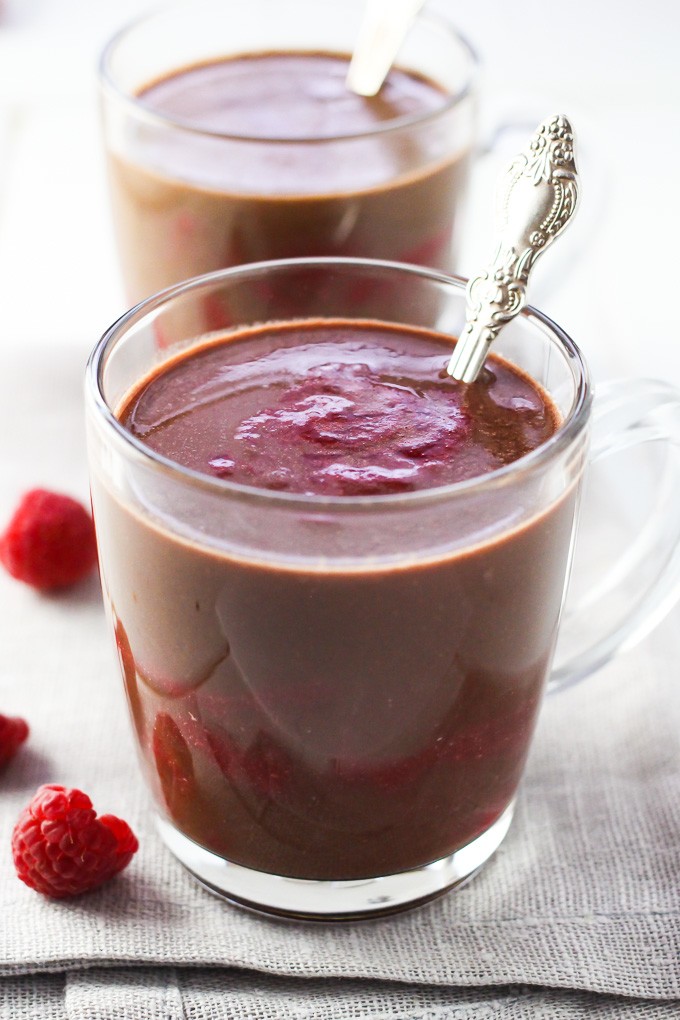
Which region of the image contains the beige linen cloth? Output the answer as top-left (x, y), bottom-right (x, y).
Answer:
top-left (0, 343), bottom-right (678, 1018)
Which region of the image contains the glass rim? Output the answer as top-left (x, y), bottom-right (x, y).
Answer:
top-left (86, 256), bottom-right (592, 511)
top-left (97, 0), bottom-right (479, 146)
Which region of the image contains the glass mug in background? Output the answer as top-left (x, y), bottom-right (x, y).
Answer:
top-left (85, 259), bottom-right (680, 920)
top-left (98, 0), bottom-right (477, 305)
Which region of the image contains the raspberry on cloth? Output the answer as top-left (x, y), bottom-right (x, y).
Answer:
top-left (11, 785), bottom-right (138, 898)
top-left (0, 489), bottom-right (98, 590)
top-left (0, 713), bottom-right (29, 767)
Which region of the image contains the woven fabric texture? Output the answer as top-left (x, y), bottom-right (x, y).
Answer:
top-left (0, 344), bottom-right (678, 1016)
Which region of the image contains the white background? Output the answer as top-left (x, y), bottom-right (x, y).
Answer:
top-left (0, 0), bottom-right (679, 387)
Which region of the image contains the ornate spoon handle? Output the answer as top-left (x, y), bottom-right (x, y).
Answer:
top-left (446, 114), bottom-right (579, 383)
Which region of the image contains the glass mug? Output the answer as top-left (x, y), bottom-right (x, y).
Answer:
top-left (98, 0), bottom-right (477, 305)
top-left (85, 258), bottom-right (680, 920)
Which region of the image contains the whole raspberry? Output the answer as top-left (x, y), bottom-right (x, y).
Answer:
top-left (0, 489), bottom-right (98, 589)
top-left (11, 784), bottom-right (138, 898)
top-left (0, 714), bottom-right (29, 767)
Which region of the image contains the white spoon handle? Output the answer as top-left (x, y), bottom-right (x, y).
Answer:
top-left (346, 0), bottom-right (427, 97)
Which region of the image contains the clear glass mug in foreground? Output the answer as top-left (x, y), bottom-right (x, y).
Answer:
top-left (85, 259), bottom-right (680, 920)
top-left (98, 0), bottom-right (477, 305)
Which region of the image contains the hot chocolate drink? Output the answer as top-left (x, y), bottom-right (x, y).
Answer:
top-left (92, 319), bottom-right (577, 881)
top-left (105, 52), bottom-right (470, 304)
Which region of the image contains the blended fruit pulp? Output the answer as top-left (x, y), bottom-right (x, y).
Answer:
top-left (94, 320), bottom-right (577, 880)
top-left (106, 52), bottom-right (470, 303)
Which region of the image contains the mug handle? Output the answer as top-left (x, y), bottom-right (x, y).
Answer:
top-left (549, 377), bottom-right (680, 692)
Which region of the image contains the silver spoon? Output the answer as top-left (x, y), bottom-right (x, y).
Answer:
top-left (346, 0), bottom-right (427, 97)
top-left (446, 114), bottom-right (580, 383)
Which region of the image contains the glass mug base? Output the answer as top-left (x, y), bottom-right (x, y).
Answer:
top-left (155, 802), bottom-right (515, 921)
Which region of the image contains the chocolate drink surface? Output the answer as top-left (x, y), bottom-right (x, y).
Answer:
top-left (97, 320), bottom-right (576, 880)
top-left (106, 52), bottom-right (470, 304)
